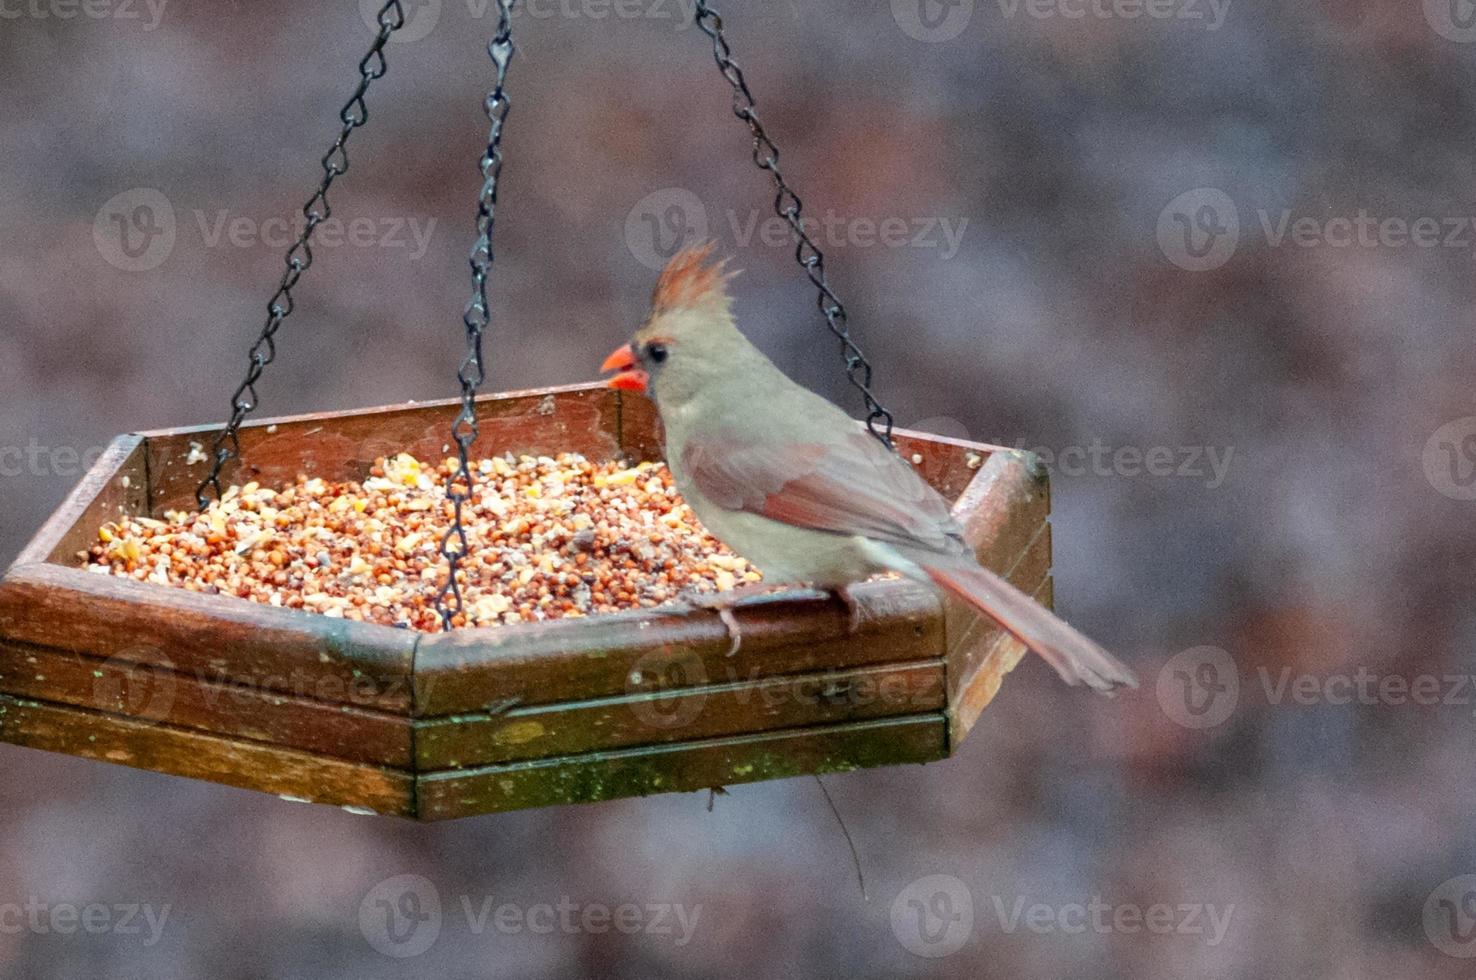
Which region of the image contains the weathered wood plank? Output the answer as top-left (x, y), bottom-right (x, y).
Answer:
top-left (416, 714), bottom-right (946, 820)
top-left (614, 390), bottom-right (665, 463)
top-left (948, 575), bottom-right (1051, 745)
top-left (892, 426), bottom-right (1003, 503)
top-left (0, 563), bottom-right (418, 712)
top-left (945, 517), bottom-right (1052, 707)
top-left (415, 659), bottom-right (944, 769)
top-left (937, 447), bottom-right (1054, 745)
top-left (141, 384), bottom-right (624, 514)
top-left (952, 448), bottom-right (1050, 573)
top-left (0, 640), bottom-right (412, 767)
top-left (413, 578), bottom-right (944, 716)
top-left (0, 695), bottom-right (414, 816)
top-left (12, 435), bottom-right (149, 570)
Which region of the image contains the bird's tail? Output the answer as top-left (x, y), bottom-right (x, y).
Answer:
top-left (912, 555), bottom-right (1136, 695)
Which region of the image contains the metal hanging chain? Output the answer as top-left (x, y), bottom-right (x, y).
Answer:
top-left (436, 0), bottom-right (518, 631)
top-left (691, 1), bottom-right (896, 449)
top-left (196, 1), bottom-right (409, 510)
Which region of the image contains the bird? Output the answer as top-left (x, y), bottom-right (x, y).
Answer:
top-left (601, 242), bottom-right (1136, 693)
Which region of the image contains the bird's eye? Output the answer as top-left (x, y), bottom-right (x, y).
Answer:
top-left (646, 343), bottom-right (669, 364)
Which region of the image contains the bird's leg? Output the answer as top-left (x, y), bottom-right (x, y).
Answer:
top-left (679, 583), bottom-right (777, 657)
top-left (833, 583), bottom-right (872, 635)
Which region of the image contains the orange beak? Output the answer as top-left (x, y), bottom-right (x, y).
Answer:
top-left (601, 344), bottom-right (648, 393)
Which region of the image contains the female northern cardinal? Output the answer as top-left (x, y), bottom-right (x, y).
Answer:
top-left (602, 243), bottom-right (1135, 693)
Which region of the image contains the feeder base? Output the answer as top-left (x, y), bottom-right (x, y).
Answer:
top-left (0, 383), bottom-right (1049, 819)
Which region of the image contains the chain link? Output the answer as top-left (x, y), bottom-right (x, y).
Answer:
top-left (691, 1), bottom-right (896, 449)
top-left (191, 0), bottom-right (879, 629)
top-left (435, 0), bottom-right (518, 631)
top-left (195, 1), bottom-right (408, 509)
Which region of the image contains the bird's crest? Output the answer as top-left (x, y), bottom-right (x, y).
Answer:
top-left (651, 241), bottom-right (738, 316)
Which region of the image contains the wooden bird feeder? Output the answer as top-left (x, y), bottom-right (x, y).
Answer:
top-left (1, 2), bottom-right (1064, 817)
top-left (0, 383), bottom-right (1050, 819)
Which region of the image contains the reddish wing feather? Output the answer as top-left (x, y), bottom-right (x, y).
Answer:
top-left (681, 429), bottom-right (963, 554)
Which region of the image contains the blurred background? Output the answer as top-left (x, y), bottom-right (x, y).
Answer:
top-left (3, 0), bottom-right (1476, 976)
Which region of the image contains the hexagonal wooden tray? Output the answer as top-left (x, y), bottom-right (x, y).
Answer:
top-left (0, 383), bottom-right (1049, 819)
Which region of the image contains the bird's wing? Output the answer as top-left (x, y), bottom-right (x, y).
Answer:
top-left (680, 427), bottom-right (965, 554)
